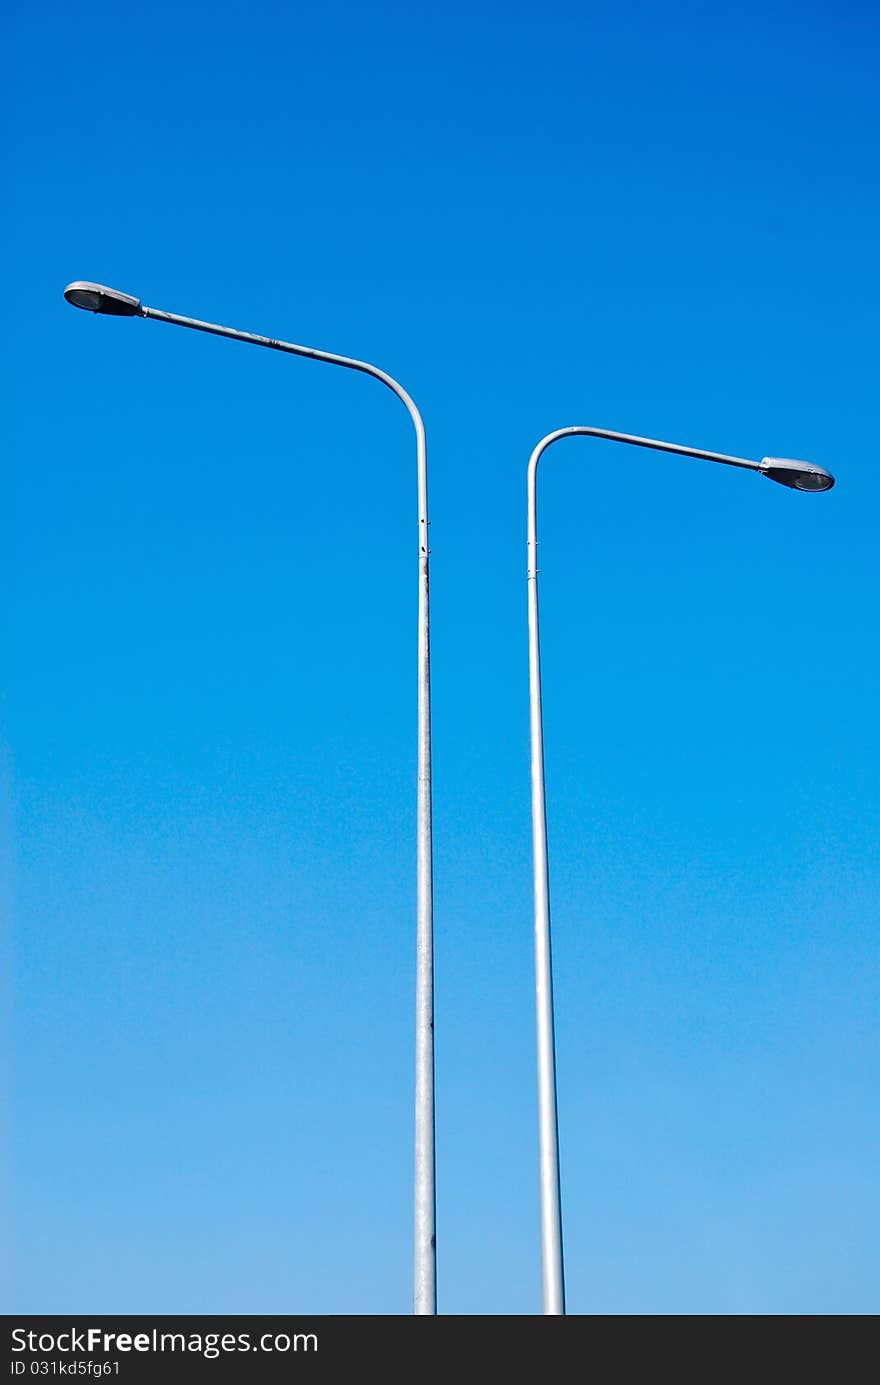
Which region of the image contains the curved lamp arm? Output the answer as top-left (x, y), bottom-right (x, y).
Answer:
top-left (528, 424), bottom-right (832, 576)
top-left (141, 302), bottom-right (429, 538)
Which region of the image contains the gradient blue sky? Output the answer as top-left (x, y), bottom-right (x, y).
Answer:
top-left (7, 0), bottom-right (878, 1314)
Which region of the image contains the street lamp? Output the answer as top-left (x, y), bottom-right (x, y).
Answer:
top-left (526, 425), bottom-right (834, 1315)
top-left (64, 280), bottom-right (438, 1316)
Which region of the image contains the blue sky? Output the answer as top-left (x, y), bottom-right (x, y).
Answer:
top-left (7, 0), bottom-right (878, 1314)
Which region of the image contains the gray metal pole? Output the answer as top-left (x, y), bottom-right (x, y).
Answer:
top-left (526, 425), bottom-right (779, 1316)
top-left (527, 448), bottom-right (565, 1315)
top-left (137, 303), bottom-right (436, 1314)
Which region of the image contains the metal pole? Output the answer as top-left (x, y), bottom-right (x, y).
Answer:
top-left (137, 304), bottom-right (436, 1314)
top-left (525, 425), bottom-right (768, 1316)
top-left (527, 445), bottom-right (565, 1315)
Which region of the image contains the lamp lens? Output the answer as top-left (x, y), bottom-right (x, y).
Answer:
top-left (68, 288), bottom-right (103, 311)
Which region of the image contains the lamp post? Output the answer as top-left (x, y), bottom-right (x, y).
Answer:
top-left (526, 425), bottom-right (834, 1315)
top-left (63, 281), bottom-right (438, 1315)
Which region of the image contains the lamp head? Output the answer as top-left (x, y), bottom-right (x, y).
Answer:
top-left (760, 457), bottom-right (835, 492)
top-left (64, 281), bottom-right (142, 316)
